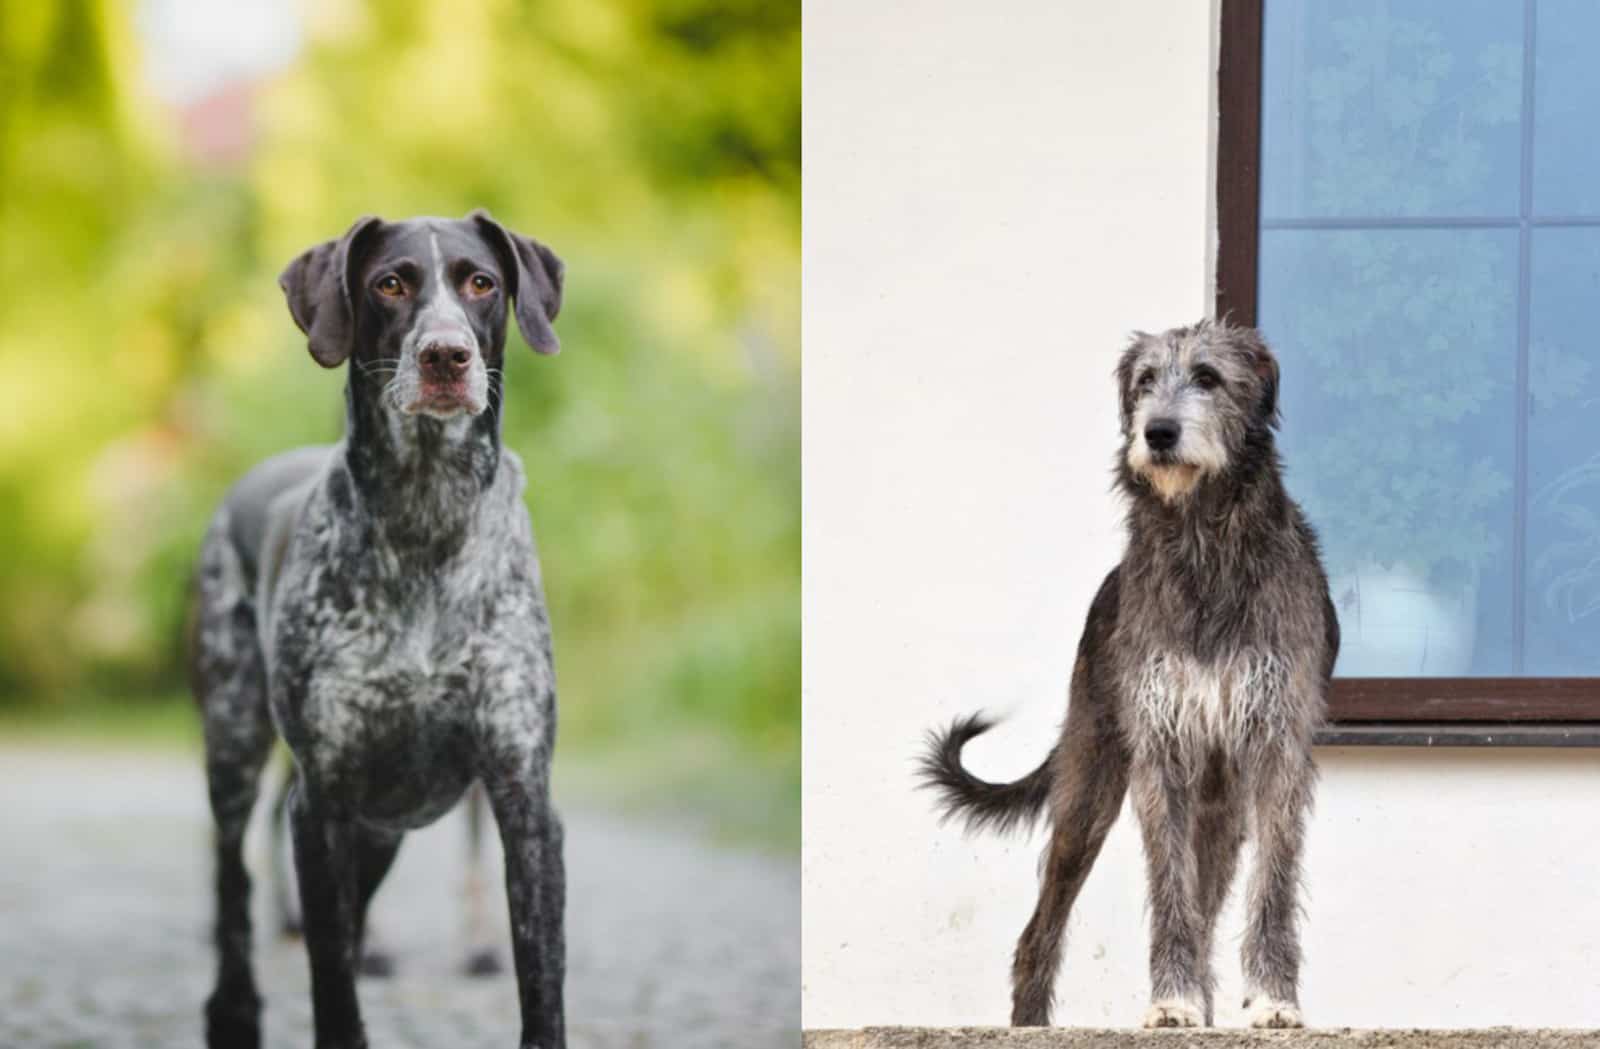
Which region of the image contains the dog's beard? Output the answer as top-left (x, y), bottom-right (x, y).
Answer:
top-left (1124, 420), bottom-right (1228, 505)
top-left (1125, 442), bottom-right (1211, 503)
top-left (1141, 462), bottom-right (1202, 502)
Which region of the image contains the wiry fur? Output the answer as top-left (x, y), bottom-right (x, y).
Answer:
top-left (190, 212), bottom-right (569, 1049)
top-left (918, 713), bottom-right (1055, 836)
top-left (920, 319), bottom-right (1337, 1029)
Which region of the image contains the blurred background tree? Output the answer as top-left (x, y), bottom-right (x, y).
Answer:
top-left (0, 0), bottom-right (798, 829)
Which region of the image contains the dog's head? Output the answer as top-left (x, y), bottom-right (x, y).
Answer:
top-left (1115, 319), bottom-right (1280, 504)
top-left (278, 211), bottom-right (563, 420)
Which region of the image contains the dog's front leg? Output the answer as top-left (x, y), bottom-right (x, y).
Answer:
top-left (1241, 746), bottom-right (1314, 1028)
top-left (288, 781), bottom-right (369, 1049)
top-left (486, 764), bottom-right (566, 1049)
top-left (1130, 752), bottom-right (1205, 1028)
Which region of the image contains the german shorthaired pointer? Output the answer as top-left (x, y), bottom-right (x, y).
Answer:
top-left (188, 212), bottom-right (567, 1049)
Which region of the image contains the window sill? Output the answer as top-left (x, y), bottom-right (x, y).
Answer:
top-left (1316, 723), bottom-right (1600, 747)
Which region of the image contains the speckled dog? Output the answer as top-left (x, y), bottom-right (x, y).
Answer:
top-left (188, 212), bottom-right (568, 1049)
top-left (921, 320), bottom-right (1337, 1030)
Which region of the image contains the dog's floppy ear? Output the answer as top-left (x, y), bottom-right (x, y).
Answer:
top-left (278, 215), bottom-right (383, 368)
top-left (1114, 334), bottom-right (1148, 435)
top-left (1241, 330), bottom-right (1281, 427)
top-left (470, 209), bottom-right (564, 355)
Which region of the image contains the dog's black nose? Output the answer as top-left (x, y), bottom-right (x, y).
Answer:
top-left (1145, 418), bottom-right (1181, 452)
top-left (419, 344), bottom-right (473, 382)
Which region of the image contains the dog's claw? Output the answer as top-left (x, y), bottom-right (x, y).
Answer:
top-left (1142, 1000), bottom-right (1203, 1029)
top-left (1244, 996), bottom-right (1304, 1029)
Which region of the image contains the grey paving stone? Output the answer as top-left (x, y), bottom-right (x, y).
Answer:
top-left (0, 747), bottom-right (799, 1048)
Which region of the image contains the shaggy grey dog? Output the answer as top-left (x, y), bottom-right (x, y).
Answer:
top-left (921, 319), bottom-right (1337, 1030)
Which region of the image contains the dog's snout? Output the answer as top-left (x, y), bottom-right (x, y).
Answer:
top-left (1145, 418), bottom-right (1181, 452)
top-left (418, 340), bottom-right (473, 381)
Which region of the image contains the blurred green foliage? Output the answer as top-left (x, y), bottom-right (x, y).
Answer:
top-left (0, 0), bottom-right (798, 793)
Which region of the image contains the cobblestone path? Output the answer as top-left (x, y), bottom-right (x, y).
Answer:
top-left (0, 747), bottom-right (798, 1048)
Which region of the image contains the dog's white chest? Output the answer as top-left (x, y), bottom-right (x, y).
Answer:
top-left (1129, 651), bottom-right (1288, 749)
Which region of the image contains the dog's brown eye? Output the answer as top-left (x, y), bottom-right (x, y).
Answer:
top-left (1193, 367), bottom-right (1222, 391)
top-left (1136, 370), bottom-right (1156, 390)
top-left (376, 274), bottom-right (405, 297)
top-left (468, 273), bottom-right (496, 295)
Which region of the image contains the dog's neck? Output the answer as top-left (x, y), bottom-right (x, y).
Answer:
top-left (1121, 431), bottom-right (1291, 561)
top-left (340, 373), bottom-right (505, 553)
top-left (1117, 434), bottom-right (1297, 663)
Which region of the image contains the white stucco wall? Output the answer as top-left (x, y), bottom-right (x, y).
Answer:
top-left (802, 0), bottom-right (1600, 1030)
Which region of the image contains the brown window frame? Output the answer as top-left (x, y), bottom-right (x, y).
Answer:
top-left (1215, 0), bottom-right (1600, 745)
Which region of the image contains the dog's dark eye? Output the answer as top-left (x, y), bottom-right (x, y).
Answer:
top-left (1136, 370), bottom-right (1156, 391)
top-left (468, 273), bottom-right (496, 295)
top-left (1192, 367), bottom-right (1222, 391)
top-left (375, 274), bottom-right (405, 297)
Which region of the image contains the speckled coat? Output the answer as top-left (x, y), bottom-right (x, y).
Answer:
top-left (191, 213), bottom-right (568, 1049)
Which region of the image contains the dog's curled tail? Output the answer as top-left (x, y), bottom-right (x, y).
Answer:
top-left (917, 713), bottom-right (1054, 836)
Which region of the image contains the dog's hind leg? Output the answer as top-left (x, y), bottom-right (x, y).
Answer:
top-left (268, 752), bottom-right (302, 938)
top-left (193, 523), bottom-right (275, 1049)
top-left (462, 782), bottom-right (504, 976)
top-left (1241, 745), bottom-right (1314, 1028)
top-left (1131, 751), bottom-right (1206, 1028)
top-left (1192, 755), bottom-right (1245, 1026)
top-left (353, 824), bottom-right (404, 978)
top-left (1009, 682), bottom-right (1129, 1026)
top-left (270, 760), bottom-right (401, 977)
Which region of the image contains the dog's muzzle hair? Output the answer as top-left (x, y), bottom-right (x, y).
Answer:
top-left (388, 270), bottom-right (491, 418)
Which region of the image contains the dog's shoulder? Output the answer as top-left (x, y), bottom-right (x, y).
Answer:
top-left (218, 445), bottom-right (335, 586)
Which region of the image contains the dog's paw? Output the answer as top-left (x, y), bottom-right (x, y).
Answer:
top-left (463, 946), bottom-right (503, 977)
top-left (1244, 996), bottom-right (1303, 1029)
top-left (1143, 999), bottom-right (1203, 1028)
top-left (204, 988), bottom-right (262, 1049)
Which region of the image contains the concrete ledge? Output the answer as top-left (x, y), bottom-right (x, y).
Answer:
top-left (803, 1030), bottom-right (1600, 1049)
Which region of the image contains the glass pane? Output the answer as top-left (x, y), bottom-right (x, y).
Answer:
top-left (1261, 0), bottom-right (1523, 221)
top-left (1526, 228), bottom-right (1600, 674)
top-left (1260, 229), bottom-right (1518, 676)
top-left (1533, 0), bottom-right (1600, 216)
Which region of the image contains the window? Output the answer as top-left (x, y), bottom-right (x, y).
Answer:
top-left (1217, 0), bottom-right (1600, 739)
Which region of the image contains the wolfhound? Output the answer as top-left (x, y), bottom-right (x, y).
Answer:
top-left (920, 319), bottom-right (1337, 1029)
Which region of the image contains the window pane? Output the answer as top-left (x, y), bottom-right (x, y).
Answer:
top-left (1260, 229), bottom-right (1518, 676)
top-left (1261, 0), bottom-right (1523, 220)
top-left (1532, 0), bottom-right (1600, 215)
top-left (1526, 228), bottom-right (1600, 674)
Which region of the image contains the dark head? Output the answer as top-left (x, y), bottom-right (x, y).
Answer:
top-left (278, 210), bottom-right (563, 422)
top-left (1115, 319), bottom-right (1280, 504)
